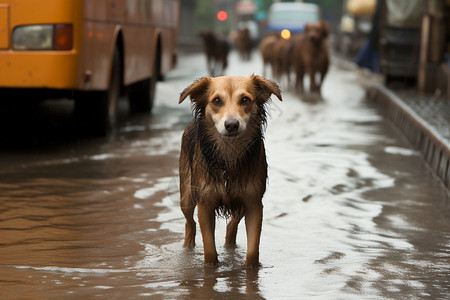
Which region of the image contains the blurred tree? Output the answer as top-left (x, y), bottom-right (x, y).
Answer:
top-left (179, 0), bottom-right (197, 40)
top-left (195, 0), bottom-right (217, 32)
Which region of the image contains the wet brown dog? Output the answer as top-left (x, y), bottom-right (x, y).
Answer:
top-left (292, 21), bottom-right (329, 96)
top-left (179, 75), bottom-right (282, 267)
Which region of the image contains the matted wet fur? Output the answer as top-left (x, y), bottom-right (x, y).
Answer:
top-left (178, 75), bottom-right (282, 267)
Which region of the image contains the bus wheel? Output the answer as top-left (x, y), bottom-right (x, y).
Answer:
top-left (129, 55), bottom-right (158, 113)
top-left (76, 47), bottom-right (121, 136)
top-left (98, 47), bottom-right (121, 135)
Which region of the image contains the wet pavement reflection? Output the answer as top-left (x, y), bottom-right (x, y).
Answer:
top-left (0, 52), bottom-right (449, 299)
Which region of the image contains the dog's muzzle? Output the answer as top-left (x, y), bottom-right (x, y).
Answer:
top-left (224, 120), bottom-right (239, 136)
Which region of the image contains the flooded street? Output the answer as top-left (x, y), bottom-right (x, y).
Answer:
top-left (1, 51), bottom-right (449, 299)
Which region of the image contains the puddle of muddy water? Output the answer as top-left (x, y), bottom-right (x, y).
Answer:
top-left (0, 52), bottom-right (449, 299)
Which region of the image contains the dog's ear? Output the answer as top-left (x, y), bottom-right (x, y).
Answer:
top-left (321, 21), bottom-right (329, 38)
top-left (179, 77), bottom-right (211, 104)
top-left (251, 74), bottom-right (282, 102)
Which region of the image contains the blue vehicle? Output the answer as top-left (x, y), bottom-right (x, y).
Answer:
top-left (265, 2), bottom-right (321, 36)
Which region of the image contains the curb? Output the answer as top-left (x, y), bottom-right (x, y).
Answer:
top-left (367, 85), bottom-right (450, 191)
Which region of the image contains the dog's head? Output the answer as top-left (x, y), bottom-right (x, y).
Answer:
top-left (179, 75), bottom-right (282, 137)
top-left (304, 21), bottom-right (329, 44)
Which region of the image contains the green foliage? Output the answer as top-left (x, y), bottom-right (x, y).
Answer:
top-left (195, 0), bottom-right (217, 33)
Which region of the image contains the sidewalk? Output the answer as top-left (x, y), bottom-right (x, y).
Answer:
top-left (367, 83), bottom-right (450, 191)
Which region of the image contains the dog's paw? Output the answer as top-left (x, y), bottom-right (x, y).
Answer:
top-left (183, 240), bottom-right (195, 248)
top-left (243, 261), bottom-right (261, 269)
top-left (204, 258), bottom-right (219, 266)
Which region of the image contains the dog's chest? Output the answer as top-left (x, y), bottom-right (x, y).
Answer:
top-left (200, 153), bottom-right (267, 205)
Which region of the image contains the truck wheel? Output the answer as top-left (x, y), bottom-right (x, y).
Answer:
top-left (129, 51), bottom-right (159, 113)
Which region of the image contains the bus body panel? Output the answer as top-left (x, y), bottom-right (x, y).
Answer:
top-left (80, 19), bottom-right (117, 90)
top-left (0, 3), bottom-right (9, 49)
top-left (0, 0), bottom-right (179, 92)
top-left (9, 0), bottom-right (77, 25)
top-left (122, 24), bottom-right (155, 86)
top-left (0, 0), bottom-right (83, 89)
top-left (0, 51), bottom-right (79, 88)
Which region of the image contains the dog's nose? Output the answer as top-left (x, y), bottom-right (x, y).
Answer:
top-left (224, 120), bottom-right (239, 135)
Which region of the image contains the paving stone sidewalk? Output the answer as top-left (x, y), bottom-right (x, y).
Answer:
top-left (367, 84), bottom-right (450, 191)
top-left (394, 90), bottom-right (450, 145)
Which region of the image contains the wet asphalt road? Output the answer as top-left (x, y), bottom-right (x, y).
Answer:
top-left (0, 51), bottom-right (449, 299)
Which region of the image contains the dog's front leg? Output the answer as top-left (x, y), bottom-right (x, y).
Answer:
top-left (295, 67), bottom-right (304, 94)
top-left (308, 68), bottom-right (319, 94)
top-left (244, 201), bottom-right (263, 268)
top-left (318, 68), bottom-right (327, 96)
top-left (207, 57), bottom-right (213, 77)
top-left (197, 202), bottom-right (218, 264)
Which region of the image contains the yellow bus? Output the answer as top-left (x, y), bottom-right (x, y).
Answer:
top-left (0, 0), bottom-right (179, 134)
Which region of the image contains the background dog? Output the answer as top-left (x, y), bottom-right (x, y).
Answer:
top-left (233, 27), bottom-right (252, 61)
top-left (271, 37), bottom-right (294, 87)
top-left (292, 21), bottom-right (329, 96)
top-left (259, 34), bottom-right (279, 77)
top-left (200, 31), bottom-right (230, 76)
top-left (178, 75), bottom-right (282, 267)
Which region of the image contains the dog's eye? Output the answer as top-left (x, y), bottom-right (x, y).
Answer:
top-left (212, 97), bottom-right (222, 106)
top-left (240, 97), bottom-right (251, 105)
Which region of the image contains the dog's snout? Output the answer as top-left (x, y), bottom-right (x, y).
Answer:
top-left (224, 120), bottom-right (239, 135)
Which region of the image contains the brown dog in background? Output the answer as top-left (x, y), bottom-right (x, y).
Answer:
top-left (292, 21), bottom-right (329, 96)
top-left (271, 37), bottom-right (294, 86)
top-left (234, 27), bottom-right (252, 61)
top-left (179, 75), bottom-right (282, 267)
top-left (259, 34), bottom-right (279, 77)
top-left (200, 31), bottom-right (230, 76)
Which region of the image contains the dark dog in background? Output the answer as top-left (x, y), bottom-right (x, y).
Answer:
top-left (292, 21), bottom-right (329, 96)
top-left (234, 27), bottom-right (252, 61)
top-left (200, 31), bottom-right (230, 76)
top-left (178, 75), bottom-right (282, 267)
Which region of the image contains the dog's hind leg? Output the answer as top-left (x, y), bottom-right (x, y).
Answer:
top-left (197, 202), bottom-right (218, 264)
top-left (181, 187), bottom-right (196, 247)
top-left (225, 210), bottom-right (244, 247)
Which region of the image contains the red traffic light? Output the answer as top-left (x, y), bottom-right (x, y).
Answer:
top-left (217, 11), bottom-right (228, 21)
